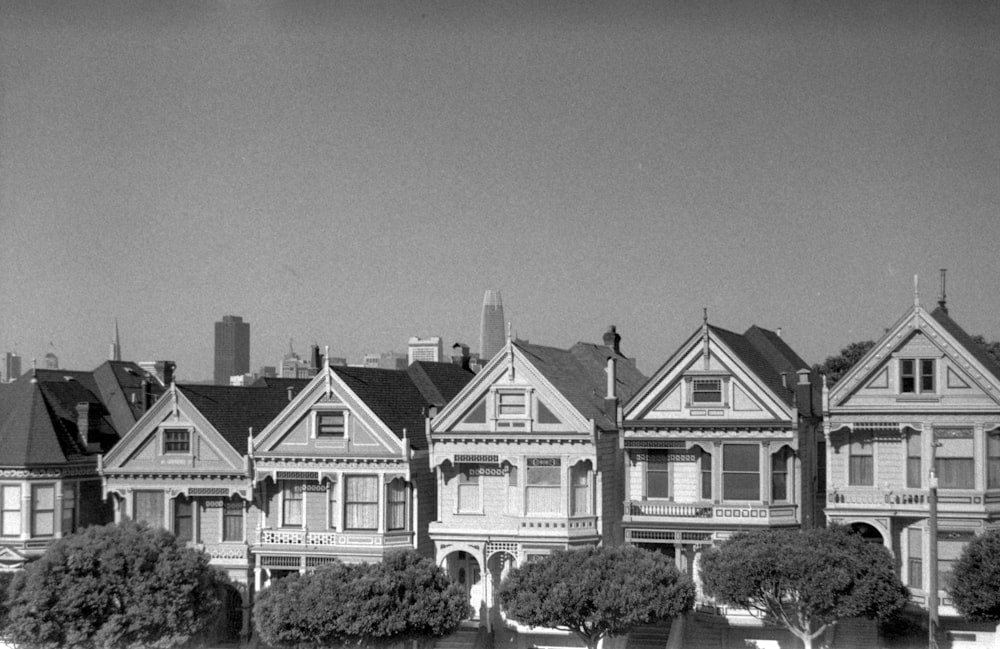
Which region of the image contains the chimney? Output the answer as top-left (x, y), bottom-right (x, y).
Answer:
top-left (451, 343), bottom-right (471, 371)
top-left (142, 378), bottom-right (152, 412)
top-left (603, 325), bottom-right (621, 355)
top-left (938, 268), bottom-right (948, 314)
top-left (605, 355), bottom-right (619, 420)
top-left (796, 369), bottom-right (813, 417)
top-left (287, 386), bottom-right (294, 402)
top-left (75, 402), bottom-right (101, 452)
top-left (163, 362), bottom-right (175, 386)
top-left (311, 344), bottom-right (322, 371)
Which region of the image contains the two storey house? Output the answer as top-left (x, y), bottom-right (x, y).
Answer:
top-left (0, 361), bottom-right (166, 571)
top-left (622, 320), bottom-right (822, 595)
top-left (249, 361), bottom-right (472, 587)
top-left (428, 327), bottom-right (645, 626)
top-left (825, 296), bottom-right (1000, 615)
top-left (101, 380), bottom-right (305, 641)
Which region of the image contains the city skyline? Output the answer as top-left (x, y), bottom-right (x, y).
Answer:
top-left (1, 1), bottom-right (998, 381)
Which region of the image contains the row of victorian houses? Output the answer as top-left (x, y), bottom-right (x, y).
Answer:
top-left (2, 291), bottom-right (1000, 641)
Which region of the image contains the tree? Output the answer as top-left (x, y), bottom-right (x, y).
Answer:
top-left (699, 526), bottom-right (908, 649)
top-left (0, 571), bottom-right (14, 634)
top-left (254, 549), bottom-right (469, 648)
top-left (812, 340), bottom-right (875, 387)
top-left (497, 545), bottom-right (695, 649)
top-left (4, 521), bottom-right (223, 649)
top-left (969, 335), bottom-right (1000, 366)
top-left (949, 529), bottom-right (1000, 621)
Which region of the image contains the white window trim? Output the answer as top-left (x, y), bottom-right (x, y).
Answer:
top-left (280, 481), bottom-right (305, 528)
top-left (455, 465), bottom-right (484, 515)
top-left (221, 497), bottom-right (245, 543)
top-left (312, 409), bottom-right (350, 441)
top-left (493, 388), bottom-right (532, 420)
top-left (161, 426), bottom-right (194, 456)
top-left (896, 356), bottom-right (939, 395)
top-left (683, 374), bottom-right (730, 408)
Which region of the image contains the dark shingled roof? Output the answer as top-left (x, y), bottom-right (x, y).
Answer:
top-left (406, 362), bottom-right (476, 408)
top-left (930, 306), bottom-right (1000, 383)
top-left (177, 383), bottom-right (308, 455)
top-left (0, 362), bottom-right (164, 467)
top-left (514, 341), bottom-right (647, 429)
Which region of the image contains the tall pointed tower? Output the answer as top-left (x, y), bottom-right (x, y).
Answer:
top-left (479, 290), bottom-right (505, 362)
top-left (110, 319), bottom-right (122, 361)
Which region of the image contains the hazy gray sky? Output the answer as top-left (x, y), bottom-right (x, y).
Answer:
top-left (2, 0), bottom-right (998, 380)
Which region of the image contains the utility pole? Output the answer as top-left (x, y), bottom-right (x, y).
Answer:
top-left (928, 437), bottom-right (940, 649)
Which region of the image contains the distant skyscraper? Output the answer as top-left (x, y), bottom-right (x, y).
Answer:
top-left (408, 336), bottom-right (443, 364)
top-left (110, 320), bottom-right (122, 361)
top-left (479, 290), bottom-right (505, 361)
top-left (2, 352), bottom-right (21, 383)
top-left (214, 315), bottom-right (250, 385)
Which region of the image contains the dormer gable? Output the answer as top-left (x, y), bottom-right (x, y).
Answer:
top-left (431, 342), bottom-right (594, 438)
top-left (101, 385), bottom-right (245, 474)
top-left (625, 324), bottom-right (797, 424)
top-left (828, 304), bottom-right (1000, 411)
top-left (253, 366), bottom-right (406, 458)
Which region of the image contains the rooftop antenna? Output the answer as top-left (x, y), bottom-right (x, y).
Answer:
top-left (938, 268), bottom-right (948, 314)
top-left (702, 307), bottom-right (711, 370)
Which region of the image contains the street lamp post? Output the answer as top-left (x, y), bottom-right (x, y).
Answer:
top-left (928, 438), bottom-right (940, 649)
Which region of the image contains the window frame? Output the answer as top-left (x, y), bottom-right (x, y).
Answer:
top-left (280, 481), bottom-right (304, 528)
top-left (934, 428), bottom-right (974, 490)
top-left (173, 495), bottom-right (194, 543)
top-left (456, 464), bottom-right (482, 515)
top-left (162, 428), bottom-right (192, 454)
top-left (644, 451), bottom-right (671, 500)
top-left (907, 431), bottom-right (922, 489)
top-left (62, 482), bottom-right (77, 535)
top-left (343, 475), bottom-right (379, 531)
top-left (386, 479), bottom-right (407, 531)
top-left (570, 462), bottom-right (591, 516)
top-left (133, 489), bottom-right (165, 528)
top-left (989, 431), bottom-right (1000, 490)
top-left (691, 378), bottom-right (724, 405)
top-left (1, 484), bottom-right (21, 537)
top-left (771, 447), bottom-right (791, 503)
top-left (496, 390), bottom-right (528, 418)
top-left (222, 497), bottom-right (244, 542)
top-left (722, 444), bottom-right (760, 502)
top-left (900, 358), bottom-right (936, 395)
top-left (848, 430), bottom-right (874, 486)
top-left (31, 484), bottom-right (56, 537)
top-left (525, 457), bottom-right (562, 515)
top-left (314, 410), bottom-right (348, 440)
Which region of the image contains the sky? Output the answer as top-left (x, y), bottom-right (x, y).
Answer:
top-left (1, 0), bottom-right (998, 381)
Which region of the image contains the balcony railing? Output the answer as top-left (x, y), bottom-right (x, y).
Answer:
top-left (255, 527), bottom-right (413, 548)
top-left (828, 489), bottom-right (927, 506)
top-left (627, 501), bottom-right (713, 518)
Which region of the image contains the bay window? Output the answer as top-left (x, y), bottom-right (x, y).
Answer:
top-left (1, 485), bottom-right (21, 536)
top-left (935, 428), bottom-right (973, 489)
top-left (387, 479), bottom-right (407, 531)
top-left (134, 490), bottom-right (164, 528)
top-left (173, 496), bottom-right (193, 542)
top-left (723, 444), bottom-right (759, 501)
top-left (281, 481), bottom-right (304, 527)
top-left (457, 465), bottom-right (481, 514)
top-left (848, 430), bottom-right (874, 486)
top-left (223, 497), bottom-right (243, 542)
top-left (644, 452), bottom-right (671, 499)
top-left (344, 476), bottom-right (378, 530)
top-left (526, 458), bottom-right (561, 514)
top-left (570, 463), bottom-right (590, 515)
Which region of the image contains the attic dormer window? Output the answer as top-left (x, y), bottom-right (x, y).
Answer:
top-left (163, 429), bottom-right (190, 453)
top-left (317, 412), bottom-right (345, 438)
top-left (900, 359), bottom-right (935, 394)
top-left (692, 379), bottom-right (723, 404)
top-left (498, 392), bottom-right (526, 416)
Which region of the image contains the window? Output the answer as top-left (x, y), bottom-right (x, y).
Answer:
top-left (134, 490), bottom-right (164, 528)
top-left (316, 412), bottom-right (345, 438)
top-left (281, 481), bottom-right (304, 527)
top-left (907, 528), bottom-right (923, 590)
top-left (498, 392), bottom-right (526, 416)
top-left (701, 451), bottom-right (713, 500)
top-left (526, 458), bottom-right (561, 514)
top-left (387, 479), bottom-right (407, 531)
top-left (848, 430), bottom-right (874, 486)
top-left (1, 485), bottom-right (21, 536)
top-left (989, 432), bottom-right (1000, 489)
top-left (901, 359), bottom-right (935, 394)
top-left (645, 452), bottom-right (671, 499)
top-left (62, 483), bottom-right (77, 534)
top-left (771, 448), bottom-right (790, 502)
top-left (163, 429), bottom-right (190, 453)
top-left (173, 496), bottom-right (193, 542)
top-left (344, 476), bottom-right (378, 530)
top-left (935, 428), bottom-right (974, 489)
top-left (723, 444), bottom-right (759, 501)
top-left (31, 485), bottom-right (55, 536)
top-left (570, 463), bottom-right (590, 516)
top-left (692, 378), bottom-right (722, 404)
top-left (223, 498), bottom-right (243, 542)
top-left (907, 431), bottom-right (922, 489)
top-left (938, 531), bottom-right (976, 591)
top-left (457, 465), bottom-right (481, 513)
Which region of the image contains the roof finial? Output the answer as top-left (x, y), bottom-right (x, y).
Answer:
top-left (324, 345), bottom-right (330, 367)
top-left (938, 268), bottom-right (948, 314)
top-left (506, 321), bottom-right (512, 343)
top-left (913, 274), bottom-right (920, 307)
top-left (703, 307), bottom-right (708, 325)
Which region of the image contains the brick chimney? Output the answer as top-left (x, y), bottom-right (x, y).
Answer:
top-left (75, 402), bottom-right (102, 452)
top-left (796, 369), bottom-right (813, 417)
top-left (603, 325), bottom-right (621, 355)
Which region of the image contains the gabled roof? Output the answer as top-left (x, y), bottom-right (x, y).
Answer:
top-left (514, 340), bottom-right (647, 429)
top-left (176, 382), bottom-right (308, 454)
top-left (930, 306), bottom-right (1000, 383)
top-left (0, 379), bottom-right (78, 466)
top-left (329, 363), bottom-right (473, 449)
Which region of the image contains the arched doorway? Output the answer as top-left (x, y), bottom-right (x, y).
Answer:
top-left (850, 521), bottom-right (887, 545)
top-left (442, 550), bottom-right (483, 621)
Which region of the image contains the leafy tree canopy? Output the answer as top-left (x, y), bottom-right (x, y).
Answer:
top-left (700, 525), bottom-right (908, 649)
top-left (254, 549), bottom-right (469, 649)
top-left (4, 520), bottom-right (223, 649)
top-left (950, 529), bottom-right (1000, 621)
top-left (497, 545), bottom-right (694, 649)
